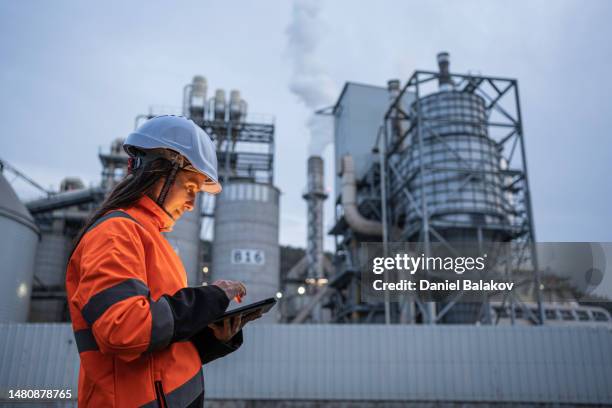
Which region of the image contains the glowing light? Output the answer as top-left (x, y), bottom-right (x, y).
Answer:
top-left (275, 291), bottom-right (283, 299)
top-left (202, 266), bottom-right (209, 274)
top-left (297, 286), bottom-right (306, 295)
top-left (17, 283), bottom-right (28, 298)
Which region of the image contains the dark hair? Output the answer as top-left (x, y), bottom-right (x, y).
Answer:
top-left (71, 158), bottom-right (173, 256)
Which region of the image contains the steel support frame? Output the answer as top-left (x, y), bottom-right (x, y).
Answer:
top-left (196, 119), bottom-right (275, 185)
top-left (381, 70), bottom-right (544, 325)
top-left (143, 108), bottom-right (276, 185)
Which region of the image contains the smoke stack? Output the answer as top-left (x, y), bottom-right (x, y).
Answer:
top-left (437, 52), bottom-right (454, 91)
top-left (387, 79), bottom-right (403, 143)
top-left (303, 156), bottom-right (327, 283)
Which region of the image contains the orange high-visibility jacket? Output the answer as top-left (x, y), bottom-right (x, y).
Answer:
top-left (66, 195), bottom-right (239, 407)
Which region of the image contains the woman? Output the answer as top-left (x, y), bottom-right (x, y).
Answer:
top-left (66, 115), bottom-right (255, 407)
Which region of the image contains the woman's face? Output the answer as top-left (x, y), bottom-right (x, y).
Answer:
top-left (150, 170), bottom-right (214, 220)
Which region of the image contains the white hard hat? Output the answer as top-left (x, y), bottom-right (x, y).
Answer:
top-left (124, 115), bottom-right (222, 194)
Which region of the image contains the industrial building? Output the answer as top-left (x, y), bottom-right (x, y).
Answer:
top-left (0, 53), bottom-right (611, 406)
top-left (0, 76), bottom-right (282, 324)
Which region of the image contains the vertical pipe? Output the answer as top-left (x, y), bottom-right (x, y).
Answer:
top-left (224, 120), bottom-right (232, 183)
top-left (182, 84), bottom-right (191, 117)
top-left (270, 117), bottom-right (275, 185)
top-left (477, 227), bottom-right (492, 324)
top-left (506, 244), bottom-right (516, 325)
top-left (378, 126), bottom-right (391, 325)
top-left (414, 73), bottom-right (436, 324)
top-left (513, 81), bottom-right (544, 325)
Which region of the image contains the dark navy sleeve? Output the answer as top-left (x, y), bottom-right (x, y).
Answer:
top-left (190, 327), bottom-right (243, 365)
top-left (163, 285), bottom-right (230, 342)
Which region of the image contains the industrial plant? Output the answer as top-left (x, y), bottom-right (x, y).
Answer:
top-left (1, 53), bottom-right (611, 406)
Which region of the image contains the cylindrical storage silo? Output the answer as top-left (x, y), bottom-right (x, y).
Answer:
top-left (212, 182), bottom-right (280, 323)
top-left (30, 223), bottom-right (71, 321)
top-left (401, 91), bottom-right (509, 240)
top-left (164, 194), bottom-right (203, 287)
top-left (0, 173), bottom-right (39, 322)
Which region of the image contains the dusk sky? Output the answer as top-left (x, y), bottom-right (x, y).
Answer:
top-left (1, 0), bottom-right (611, 251)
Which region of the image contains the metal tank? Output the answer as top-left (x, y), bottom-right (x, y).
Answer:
top-left (399, 53), bottom-right (512, 323)
top-left (164, 194), bottom-right (203, 287)
top-left (187, 75), bottom-right (207, 122)
top-left (213, 89), bottom-right (226, 121)
top-left (212, 182), bottom-right (280, 323)
top-left (0, 172), bottom-right (39, 322)
top-left (401, 84), bottom-right (508, 241)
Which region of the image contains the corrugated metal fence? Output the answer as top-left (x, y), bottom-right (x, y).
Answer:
top-left (1, 323), bottom-right (611, 405)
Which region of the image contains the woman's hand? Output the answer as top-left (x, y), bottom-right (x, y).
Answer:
top-left (211, 280), bottom-right (246, 302)
top-left (209, 315), bottom-right (242, 342)
top-left (208, 311), bottom-right (264, 342)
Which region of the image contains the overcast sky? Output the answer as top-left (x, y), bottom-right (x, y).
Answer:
top-left (1, 0), bottom-right (611, 251)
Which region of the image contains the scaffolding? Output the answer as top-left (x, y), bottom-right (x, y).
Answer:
top-left (379, 68), bottom-right (544, 324)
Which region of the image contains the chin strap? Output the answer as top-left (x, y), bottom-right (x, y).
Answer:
top-left (156, 161), bottom-right (181, 210)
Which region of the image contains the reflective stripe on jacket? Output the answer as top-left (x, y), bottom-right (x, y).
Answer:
top-left (66, 195), bottom-right (235, 407)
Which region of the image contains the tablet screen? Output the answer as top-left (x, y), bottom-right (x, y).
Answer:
top-left (213, 297), bottom-right (277, 323)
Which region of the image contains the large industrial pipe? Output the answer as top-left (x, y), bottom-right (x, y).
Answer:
top-left (340, 155), bottom-right (383, 236)
top-left (26, 187), bottom-right (105, 215)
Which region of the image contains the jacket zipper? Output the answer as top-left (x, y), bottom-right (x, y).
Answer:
top-left (155, 380), bottom-right (168, 408)
top-left (151, 354), bottom-right (167, 408)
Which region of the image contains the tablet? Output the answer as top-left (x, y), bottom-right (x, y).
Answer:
top-left (212, 297), bottom-right (277, 324)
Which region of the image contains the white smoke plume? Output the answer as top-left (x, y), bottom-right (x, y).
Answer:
top-left (286, 0), bottom-right (337, 155)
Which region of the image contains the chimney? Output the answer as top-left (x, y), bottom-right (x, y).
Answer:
top-left (437, 52), bottom-right (454, 91)
top-left (303, 156), bottom-right (327, 283)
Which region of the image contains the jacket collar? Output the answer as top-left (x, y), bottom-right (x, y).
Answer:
top-left (135, 194), bottom-right (175, 232)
